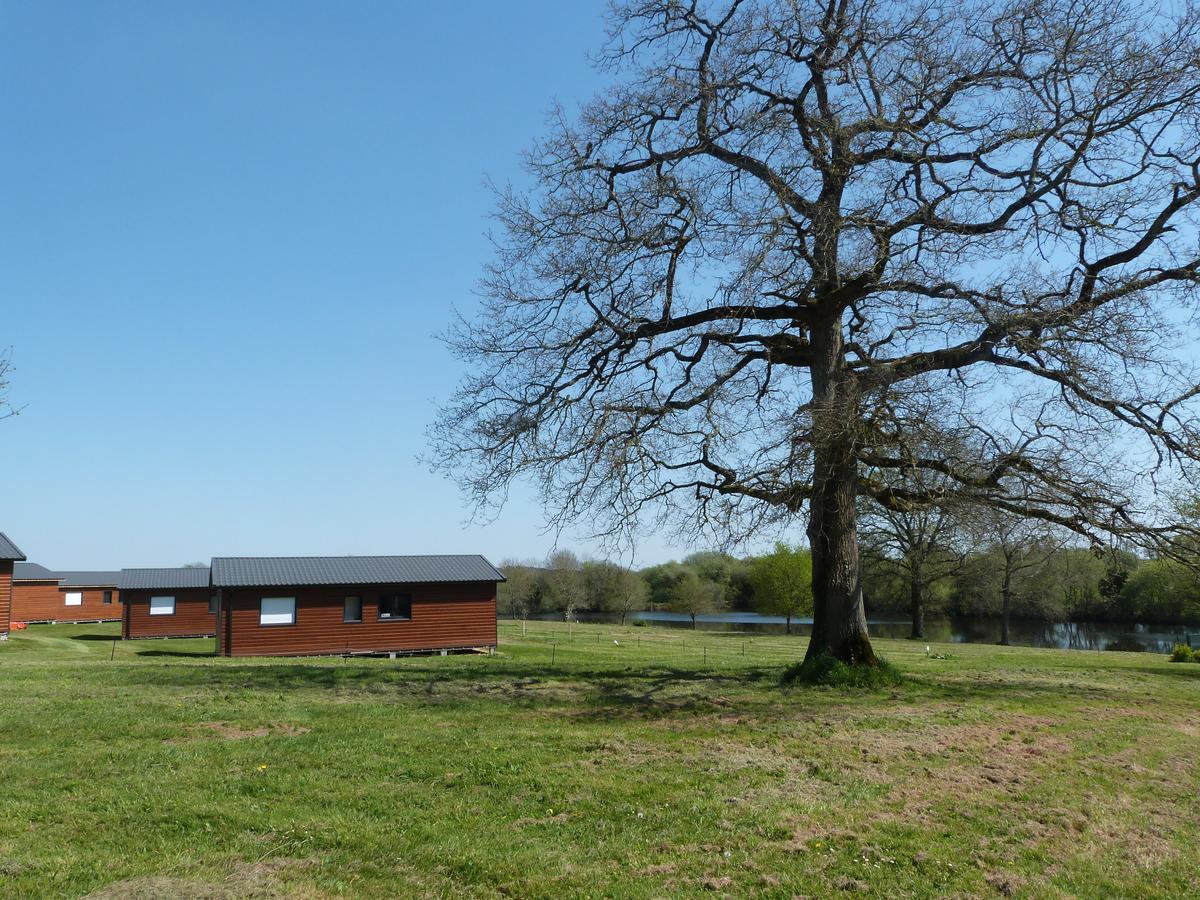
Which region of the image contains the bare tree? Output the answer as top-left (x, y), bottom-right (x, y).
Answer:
top-left (431, 0), bottom-right (1200, 665)
top-left (0, 350), bottom-right (19, 422)
top-left (544, 549), bottom-right (586, 621)
top-left (860, 464), bottom-right (973, 639)
top-left (985, 513), bottom-right (1063, 646)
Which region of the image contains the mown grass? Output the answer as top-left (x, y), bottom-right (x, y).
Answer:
top-left (0, 621), bottom-right (1197, 898)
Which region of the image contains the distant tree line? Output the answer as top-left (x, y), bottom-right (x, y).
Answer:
top-left (500, 540), bottom-right (1200, 633)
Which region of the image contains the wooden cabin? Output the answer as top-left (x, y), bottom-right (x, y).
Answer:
top-left (119, 567), bottom-right (215, 639)
top-left (12, 565), bottom-right (122, 624)
top-left (0, 532), bottom-right (26, 640)
top-left (210, 555), bottom-right (503, 657)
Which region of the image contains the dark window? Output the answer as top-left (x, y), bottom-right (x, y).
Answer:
top-left (344, 596), bottom-right (363, 623)
top-left (378, 594), bottom-right (412, 621)
top-left (102, 591), bottom-right (113, 605)
top-left (208, 595), bottom-right (219, 615)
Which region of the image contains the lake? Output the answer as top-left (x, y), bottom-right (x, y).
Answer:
top-left (511, 610), bottom-right (1199, 654)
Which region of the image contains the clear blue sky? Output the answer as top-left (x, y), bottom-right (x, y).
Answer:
top-left (0, 0), bottom-right (712, 569)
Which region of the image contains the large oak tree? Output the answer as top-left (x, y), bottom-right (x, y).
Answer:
top-left (432, 0), bottom-right (1200, 664)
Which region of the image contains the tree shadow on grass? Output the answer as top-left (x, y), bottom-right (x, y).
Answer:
top-left (69, 633), bottom-right (124, 642)
top-left (134, 648), bottom-right (219, 659)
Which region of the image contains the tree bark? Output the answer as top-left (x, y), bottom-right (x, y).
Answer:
top-left (1000, 569), bottom-right (1013, 646)
top-left (803, 318), bottom-right (878, 666)
top-left (909, 568), bottom-right (925, 640)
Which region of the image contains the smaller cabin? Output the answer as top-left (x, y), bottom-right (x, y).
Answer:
top-left (211, 555), bottom-right (504, 657)
top-left (12, 565), bottom-right (122, 624)
top-left (0, 532), bottom-right (26, 639)
top-left (119, 567), bottom-right (215, 639)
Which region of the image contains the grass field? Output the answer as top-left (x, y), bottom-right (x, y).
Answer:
top-left (0, 621), bottom-right (1197, 898)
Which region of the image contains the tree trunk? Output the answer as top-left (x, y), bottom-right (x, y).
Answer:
top-left (803, 317), bottom-right (877, 666)
top-left (691, 612), bottom-right (697, 630)
top-left (785, 613), bottom-right (792, 635)
top-left (909, 567), bottom-right (925, 640)
top-left (1000, 569), bottom-right (1012, 646)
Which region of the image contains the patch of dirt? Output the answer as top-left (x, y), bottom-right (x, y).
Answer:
top-left (510, 811), bottom-right (570, 828)
top-left (985, 871), bottom-right (1024, 896)
top-left (85, 859), bottom-right (319, 899)
top-left (164, 722), bottom-right (311, 744)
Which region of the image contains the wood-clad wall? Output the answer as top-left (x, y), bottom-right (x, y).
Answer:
top-left (122, 588), bottom-right (216, 639)
top-left (0, 562), bottom-right (11, 636)
top-left (11, 581), bottom-right (121, 624)
top-left (219, 581), bottom-right (497, 657)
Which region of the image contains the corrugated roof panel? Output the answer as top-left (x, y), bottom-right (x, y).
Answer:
top-left (118, 568), bottom-right (211, 591)
top-left (210, 555), bottom-right (505, 587)
top-left (56, 571), bottom-right (122, 587)
top-left (13, 562), bottom-right (57, 581)
top-left (0, 532), bottom-right (26, 562)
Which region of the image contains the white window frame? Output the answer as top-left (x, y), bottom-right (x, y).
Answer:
top-left (149, 595), bottom-right (176, 616)
top-left (259, 596), bottom-right (296, 626)
top-left (64, 591), bottom-right (83, 607)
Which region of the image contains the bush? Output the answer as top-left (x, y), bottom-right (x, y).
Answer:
top-left (1194, 648), bottom-right (1200, 664)
top-left (781, 654), bottom-right (902, 689)
top-left (1169, 643), bottom-right (1194, 663)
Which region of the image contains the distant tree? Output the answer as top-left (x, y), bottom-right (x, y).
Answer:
top-left (544, 550), bottom-right (586, 622)
top-left (1119, 560), bottom-right (1200, 623)
top-left (682, 552), bottom-right (753, 609)
top-left (964, 513), bottom-right (1062, 645)
top-left (640, 561), bottom-right (692, 610)
top-left (668, 570), bottom-right (726, 629)
top-left (498, 560), bottom-right (543, 623)
top-left (584, 560), bottom-right (648, 625)
top-left (861, 488), bottom-right (971, 639)
top-left (748, 542), bottom-right (813, 634)
top-left (182, 561), bottom-right (208, 569)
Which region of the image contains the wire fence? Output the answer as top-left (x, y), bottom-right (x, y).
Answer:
top-left (497, 620), bottom-right (816, 670)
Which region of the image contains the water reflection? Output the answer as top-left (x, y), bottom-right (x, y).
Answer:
top-left (511, 611), bottom-right (1198, 654)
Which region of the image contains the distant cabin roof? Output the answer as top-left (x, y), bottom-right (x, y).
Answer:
top-left (13, 562), bottom-right (56, 581)
top-left (210, 555), bottom-right (506, 588)
top-left (118, 567), bottom-right (211, 591)
top-left (57, 571), bottom-right (122, 588)
top-left (0, 533), bottom-right (26, 562)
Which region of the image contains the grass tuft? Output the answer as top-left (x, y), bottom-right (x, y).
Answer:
top-left (781, 653), bottom-right (903, 688)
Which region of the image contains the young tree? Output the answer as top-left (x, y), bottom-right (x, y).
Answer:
top-left (431, 0), bottom-right (1200, 666)
top-left (498, 559), bottom-right (543, 623)
top-left (860, 494), bottom-right (970, 640)
top-left (543, 550), bottom-right (586, 622)
top-left (669, 570), bottom-right (726, 629)
top-left (748, 542), bottom-right (813, 634)
top-left (582, 560), bottom-right (649, 624)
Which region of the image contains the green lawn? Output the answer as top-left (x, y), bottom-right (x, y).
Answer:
top-left (0, 621), bottom-right (1197, 898)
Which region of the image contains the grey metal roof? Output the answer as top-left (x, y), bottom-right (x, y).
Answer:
top-left (57, 571), bottom-right (122, 587)
top-left (210, 555), bottom-right (506, 588)
top-left (0, 532), bottom-right (26, 562)
top-left (118, 567), bottom-right (211, 591)
top-left (13, 562), bottom-right (57, 581)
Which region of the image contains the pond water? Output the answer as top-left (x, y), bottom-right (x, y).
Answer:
top-left (512, 610), bottom-right (1199, 654)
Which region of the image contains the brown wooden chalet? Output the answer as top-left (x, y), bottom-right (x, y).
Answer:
top-left (210, 555), bottom-right (504, 657)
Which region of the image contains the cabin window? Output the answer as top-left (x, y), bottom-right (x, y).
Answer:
top-left (260, 596), bottom-right (296, 626)
top-left (208, 595), bottom-right (219, 614)
top-left (378, 593), bottom-right (412, 621)
top-left (149, 595), bottom-right (176, 616)
top-left (64, 592), bottom-right (83, 606)
top-left (102, 591), bottom-right (113, 605)
top-left (344, 596), bottom-right (363, 623)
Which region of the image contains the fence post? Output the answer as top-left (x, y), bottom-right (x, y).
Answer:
top-left (551, 643), bottom-right (556, 666)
